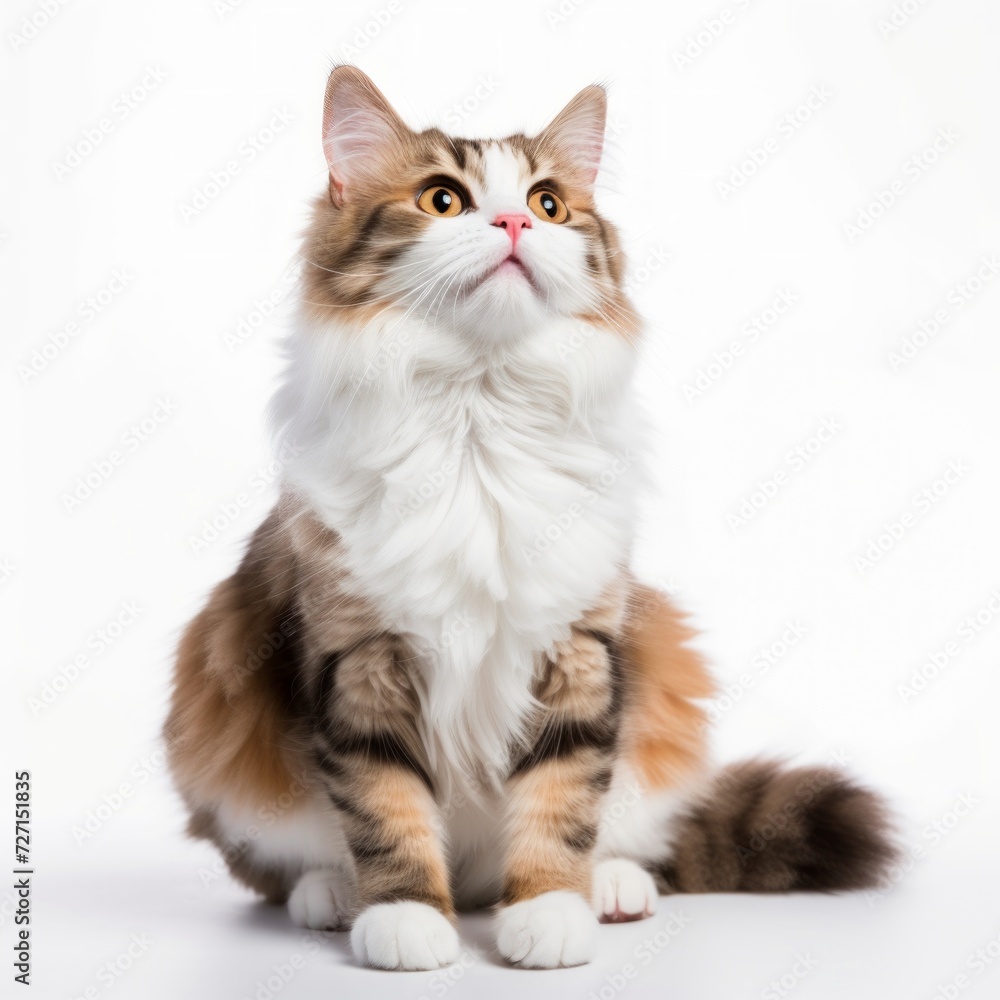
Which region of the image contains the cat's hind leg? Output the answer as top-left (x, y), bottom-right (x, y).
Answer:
top-left (288, 867), bottom-right (356, 930)
top-left (592, 858), bottom-right (658, 923)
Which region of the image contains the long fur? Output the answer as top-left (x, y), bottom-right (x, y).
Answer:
top-left (165, 66), bottom-right (897, 972)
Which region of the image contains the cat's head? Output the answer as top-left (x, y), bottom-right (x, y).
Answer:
top-left (301, 66), bottom-right (637, 346)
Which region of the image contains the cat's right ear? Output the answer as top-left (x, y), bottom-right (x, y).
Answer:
top-left (322, 66), bottom-right (407, 208)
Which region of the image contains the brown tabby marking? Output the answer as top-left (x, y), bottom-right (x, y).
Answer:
top-left (166, 501), bottom-right (700, 910)
top-left (499, 587), bottom-right (630, 905)
top-left (167, 494), bottom-right (896, 916)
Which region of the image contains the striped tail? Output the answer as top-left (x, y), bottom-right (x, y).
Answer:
top-left (659, 760), bottom-right (897, 893)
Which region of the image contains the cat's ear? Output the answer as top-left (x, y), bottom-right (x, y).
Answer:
top-left (535, 85), bottom-right (607, 187)
top-left (322, 65), bottom-right (408, 208)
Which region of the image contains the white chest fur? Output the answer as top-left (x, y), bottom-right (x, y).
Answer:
top-left (273, 311), bottom-right (644, 787)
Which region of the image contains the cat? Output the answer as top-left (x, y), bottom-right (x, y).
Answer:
top-left (164, 65), bottom-right (895, 971)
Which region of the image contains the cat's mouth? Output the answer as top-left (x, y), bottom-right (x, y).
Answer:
top-left (471, 254), bottom-right (539, 294)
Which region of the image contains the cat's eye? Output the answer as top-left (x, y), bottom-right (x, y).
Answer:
top-left (527, 189), bottom-right (569, 224)
top-left (416, 184), bottom-right (465, 218)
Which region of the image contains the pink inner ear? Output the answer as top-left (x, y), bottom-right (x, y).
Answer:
top-left (322, 71), bottom-right (406, 207)
top-left (538, 87), bottom-right (607, 187)
top-left (559, 127), bottom-right (604, 186)
top-left (323, 106), bottom-right (391, 205)
top-left (582, 138), bottom-right (603, 185)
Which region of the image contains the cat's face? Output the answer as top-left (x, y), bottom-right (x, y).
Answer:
top-left (302, 67), bottom-right (635, 345)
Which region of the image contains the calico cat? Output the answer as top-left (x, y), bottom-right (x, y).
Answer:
top-left (165, 66), bottom-right (895, 971)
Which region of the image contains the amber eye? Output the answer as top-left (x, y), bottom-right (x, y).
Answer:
top-left (416, 184), bottom-right (464, 217)
top-left (527, 189), bottom-right (569, 224)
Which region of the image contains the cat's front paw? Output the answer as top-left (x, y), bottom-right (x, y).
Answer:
top-left (495, 890), bottom-right (598, 968)
top-left (350, 901), bottom-right (459, 970)
top-left (592, 858), bottom-right (657, 922)
top-left (288, 869), bottom-right (354, 931)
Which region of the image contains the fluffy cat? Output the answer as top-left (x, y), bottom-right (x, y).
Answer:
top-left (165, 66), bottom-right (895, 971)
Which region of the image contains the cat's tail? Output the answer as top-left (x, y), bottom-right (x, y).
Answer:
top-left (657, 759), bottom-right (897, 893)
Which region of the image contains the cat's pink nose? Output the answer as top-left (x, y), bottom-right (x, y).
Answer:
top-left (492, 213), bottom-right (532, 249)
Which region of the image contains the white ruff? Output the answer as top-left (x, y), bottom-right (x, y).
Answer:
top-left (272, 308), bottom-right (644, 794)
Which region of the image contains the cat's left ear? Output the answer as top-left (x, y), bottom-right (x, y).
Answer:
top-left (535, 85), bottom-right (607, 187)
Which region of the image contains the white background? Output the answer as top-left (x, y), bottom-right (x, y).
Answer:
top-left (4, 0), bottom-right (1000, 997)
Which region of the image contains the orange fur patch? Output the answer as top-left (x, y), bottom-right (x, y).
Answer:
top-left (620, 584), bottom-right (715, 791)
top-left (165, 576), bottom-right (307, 812)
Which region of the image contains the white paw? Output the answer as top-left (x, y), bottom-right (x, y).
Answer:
top-left (287, 869), bottom-right (353, 931)
top-left (350, 901), bottom-right (459, 970)
top-left (495, 890), bottom-right (598, 968)
top-left (592, 858), bottom-right (658, 923)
